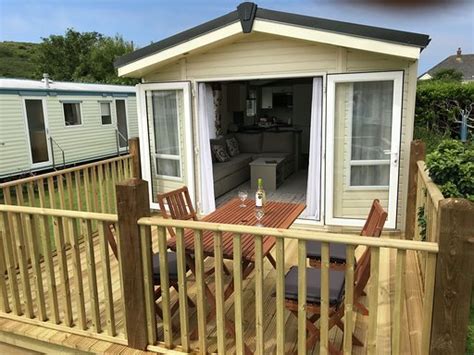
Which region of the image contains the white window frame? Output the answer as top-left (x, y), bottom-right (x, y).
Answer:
top-left (99, 101), bottom-right (113, 125)
top-left (137, 81), bottom-right (195, 211)
top-left (325, 71), bottom-right (403, 229)
top-left (61, 101), bottom-right (83, 127)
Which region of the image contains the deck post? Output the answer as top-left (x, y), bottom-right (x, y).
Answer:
top-left (128, 138), bottom-right (141, 178)
top-left (429, 198), bottom-right (474, 354)
top-left (116, 178), bottom-right (150, 350)
top-left (405, 140), bottom-right (425, 239)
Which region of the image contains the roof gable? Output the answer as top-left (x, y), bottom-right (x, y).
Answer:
top-left (425, 54), bottom-right (474, 81)
top-left (116, 2), bottom-right (430, 77)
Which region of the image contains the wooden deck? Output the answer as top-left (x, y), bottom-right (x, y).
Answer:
top-left (0, 225), bottom-right (425, 354)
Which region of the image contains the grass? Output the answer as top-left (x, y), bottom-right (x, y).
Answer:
top-left (0, 41), bottom-right (39, 79)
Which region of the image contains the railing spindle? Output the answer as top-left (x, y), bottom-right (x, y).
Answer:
top-left (98, 165), bottom-right (106, 213)
top-left (38, 184), bottom-right (60, 324)
top-left (157, 226), bottom-right (172, 347)
top-left (233, 233), bottom-right (244, 355)
top-left (74, 171), bottom-right (83, 211)
top-left (255, 233), bottom-right (264, 355)
top-left (26, 182), bottom-right (35, 207)
top-left (297, 239), bottom-right (307, 354)
top-left (91, 167), bottom-right (99, 212)
top-left (367, 247), bottom-right (380, 355)
top-left (24, 213), bottom-right (47, 321)
top-left (421, 252), bottom-right (437, 354)
top-left (214, 231), bottom-right (226, 354)
top-left (98, 221), bottom-right (116, 336)
top-left (343, 245), bottom-right (355, 354)
top-left (194, 230), bottom-right (207, 353)
top-left (0, 224), bottom-right (11, 313)
top-left (1, 212), bottom-right (20, 315)
top-left (68, 217), bottom-right (86, 329)
top-left (105, 163), bottom-right (113, 214)
top-left (65, 173), bottom-right (74, 210)
top-left (320, 242), bottom-right (330, 355)
top-left (83, 168), bottom-right (92, 211)
top-left (111, 162), bottom-right (118, 213)
top-left (392, 249), bottom-right (406, 354)
top-left (54, 216), bottom-right (73, 326)
top-left (139, 225), bottom-right (157, 345)
top-left (2, 188), bottom-right (17, 267)
top-left (176, 227), bottom-right (190, 351)
top-left (83, 219), bottom-right (101, 333)
top-left (12, 212), bottom-right (34, 318)
top-left (275, 237), bottom-right (285, 354)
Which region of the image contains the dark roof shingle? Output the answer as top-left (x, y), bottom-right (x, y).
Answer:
top-left (425, 54), bottom-right (474, 81)
top-left (115, 2), bottom-right (430, 68)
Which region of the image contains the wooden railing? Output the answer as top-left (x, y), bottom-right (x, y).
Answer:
top-left (135, 217), bottom-right (439, 354)
top-left (0, 204), bottom-right (126, 344)
top-left (405, 140), bottom-right (474, 354)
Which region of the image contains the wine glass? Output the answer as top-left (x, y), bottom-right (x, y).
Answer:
top-left (255, 208), bottom-right (264, 227)
top-left (238, 190), bottom-right (248, 208)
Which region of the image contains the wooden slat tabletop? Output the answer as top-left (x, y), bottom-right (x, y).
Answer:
top-left (168, 198), bottom-right (305, 261)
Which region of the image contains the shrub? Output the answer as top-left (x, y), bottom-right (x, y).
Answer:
top-left (425, 139), bottom-right (474, 202)
top-left (415, 81), bottom-right (474, 139)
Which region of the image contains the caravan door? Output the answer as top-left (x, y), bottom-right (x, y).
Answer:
top-left (137, 82), bottom-right (195, 210)
top-left (325, 71), bottom-right (403, 229)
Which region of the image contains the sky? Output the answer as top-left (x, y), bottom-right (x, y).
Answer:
top-left (0, 0), bottom-right (473, 74)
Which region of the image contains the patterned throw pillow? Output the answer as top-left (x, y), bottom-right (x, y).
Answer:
top-left (226, 137), bottom-right (240, 157)
top-left (211, 144), bottom-right (230, 162)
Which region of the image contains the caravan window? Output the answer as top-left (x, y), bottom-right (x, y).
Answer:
top-left (63, 102), bottom-right (82, 126)
top-left (100, 102), bottom-right (112, 125)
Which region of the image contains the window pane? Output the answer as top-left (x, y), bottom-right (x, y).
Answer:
top-left (64, 103), bottom-right (81, 126)
top-left (351, 81), bottom-right (393, 160)
top-left (100, 102), bottom-right (112, 125)
top-left (350, 165), bottom-right (390, 186)
top-left (152, 91), bottom-right (180, 155)
top-left (156, 158), bottom-right (181, 177)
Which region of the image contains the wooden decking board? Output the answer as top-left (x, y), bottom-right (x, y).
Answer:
top-left (0, 224), bottom-right (424, 354)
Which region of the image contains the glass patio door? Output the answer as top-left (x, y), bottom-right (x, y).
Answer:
top-left (137, 82), bottom-right (195, 210)
top-left (325, 71), bottom-right (403, 228)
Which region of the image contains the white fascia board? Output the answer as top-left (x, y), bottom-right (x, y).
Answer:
top-left (252, 19), bottom-right (421, 60)
top-left (118, 21), bottom-right (242, 77)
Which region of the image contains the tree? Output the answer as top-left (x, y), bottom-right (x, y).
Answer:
top-left (431, 68), bottom-right (463, 82)
top-left (34, 29), bottom-right (138, 84)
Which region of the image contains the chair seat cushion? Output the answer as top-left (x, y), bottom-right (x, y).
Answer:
top-left (284, 266), bottom-right (345, 305)
top-left (306, 241), bottom-right (348, 264)
top-left (152, 252), bottom-right (179, 282)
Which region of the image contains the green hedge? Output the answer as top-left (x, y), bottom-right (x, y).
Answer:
top-left (415, 81), bottom-right (474, 139)
top-left (426, 139), bottom-right (474, 202)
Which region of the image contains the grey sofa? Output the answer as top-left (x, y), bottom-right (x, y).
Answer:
top-left (211, 131), bottom-right (298, 197)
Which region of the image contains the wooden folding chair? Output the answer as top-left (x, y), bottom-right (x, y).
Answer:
top-left (307, 199), bottom-right (387, 270)
top-left (106, 224), bottom-right (194, 321)
top-left (157, 186), bottom-right (231, 276)
top-left (284, 247), bottom-right (372, 354)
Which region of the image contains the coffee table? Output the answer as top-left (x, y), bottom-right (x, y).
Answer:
top-left (249, 157), bottom-right (285, 191)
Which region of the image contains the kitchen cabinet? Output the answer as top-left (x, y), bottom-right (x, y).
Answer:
top-left (227, 83), bottom-right (246, 111)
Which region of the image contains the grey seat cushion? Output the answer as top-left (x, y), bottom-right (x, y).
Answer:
top-left (152, 252), bottom-right (178, 282)
top-left (285, 266), bottom-right (345, 305)
top-left (213, 153), bottom-right (253, 181)
top-left (306, 241), bottom-right (349, 264)
top-left (256, 152), bottom-right (293, 160)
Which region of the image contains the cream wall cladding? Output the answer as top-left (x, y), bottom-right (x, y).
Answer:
top-left (142, 31), bottom-right (416, 231)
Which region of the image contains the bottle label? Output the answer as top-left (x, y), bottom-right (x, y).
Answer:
top-left (256, 196), bottom-right (263, 207)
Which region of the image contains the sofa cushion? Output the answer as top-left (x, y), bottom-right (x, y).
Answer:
top-left (226, 137), bottom-right (240, 157)
top-left (256, 152), bottom-right (293, 160)
top-left (212, 145), bottom-right (231, 162)
top-left (235, 133), bottom-right (263, 153)
top-left (213, 153), bottom-right (253, 181)
top-left (262, 132), bottom-right (294, 153)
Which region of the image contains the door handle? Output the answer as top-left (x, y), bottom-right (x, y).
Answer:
top-left (392, 152), bottom-right (399, 166)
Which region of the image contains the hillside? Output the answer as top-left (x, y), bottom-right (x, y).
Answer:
top-left (0, 41), bottom-right (39, 79)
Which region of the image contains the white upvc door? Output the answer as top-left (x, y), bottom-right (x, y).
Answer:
top-left (137, 82), bottom-right (195, 210)
top-left (325, 71), bottom-right (403, 229)
top-left (22, 97), bottom-right (53, 169)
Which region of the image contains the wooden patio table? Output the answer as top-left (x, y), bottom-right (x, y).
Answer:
top-left (167, 198), bottom-right (305, 352)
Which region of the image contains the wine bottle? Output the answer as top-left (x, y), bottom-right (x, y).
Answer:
top-left (255, 178), bottom-right (266, 208)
